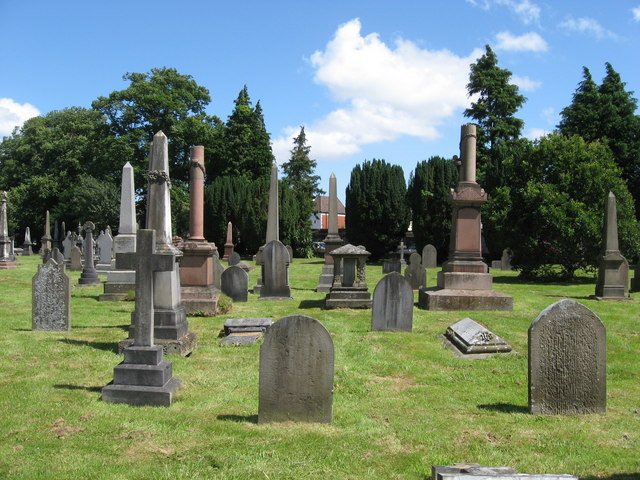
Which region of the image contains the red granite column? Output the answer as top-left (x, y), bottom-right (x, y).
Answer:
top-left (189, 146), bottom-right (205, 241)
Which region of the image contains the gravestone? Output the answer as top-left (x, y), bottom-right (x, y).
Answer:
top-left (258, 315), bottom-right (333, 423)
top-left (62, 232), bottom-right (73, 261)
top-left (490, 260), bottom-right (502, 270)
top-left (382, 259), bottom-right (401, 274)
top-left (405, 252), bottom-right (426, 290)
top-left (221, 265), bottom-right (248, 302)
top-left (529, 299), bottom-right (606, 415)
top-left (422, 244), bottom-right (437, 269)
top-left (220, 317), bottom-right (272, 346)
top-left (51, 247), bottom-right (65, 266)
top-left (102, 229), bottom-right (181, 406)
top-left (286, 245), bottom-right (293, 264)
top-left (254, 162), bottom-right (280, 295)
top-left (78, 221), bottom-right (100, 286)
top-left (223, 221), bottom-right (234, 261)
top-left (443, 318), bottom-right (511, 358)
top-left (22, 227), bottom-right (33, 256)
top-left (500, 249), bottom-right (512, 271)
top-left (52, 220), bottom-right (60, 251)
top-left (595, 191), bottom-right (629, 299)
top-left (40, 210), bottom-right (52, 258)
top-left (97, 228), bottom-right (114, 266)
top-left (371, 272), bottom-right (413, 332)
top-left (70, 245), bottom-right (83, 271)
top-left (432, 464), bottom-right (577, 480)
top-left (0, 191), bottom-right (17, 269)
top-left (259, 239), bottom-right (292, 300)
top-left (212, 250), bottom-right (224, 290)
top-left (228, 251), bottom-right (241, 266)
top-left (32, 258), bottom-right (70, 331)
top-left (396, 241), bottom-right (407, 266)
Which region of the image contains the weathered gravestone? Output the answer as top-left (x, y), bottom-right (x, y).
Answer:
top-left (220, 317), bottom-right (272, 346)
top-left (221, 265), bottom-right (248, 302)
top-left (259, 315), bottom-right (334, 423)
top-left (405, 252), bottom-right (426, 290)
top-left (228, 251), bottom-right (241, 266)
top-left (40, 210), bottom-right (51, 258)
top-left (22, 227), bottom-right (33, 256)
top-left (500, 248), bottom-right (512, 271)
top-left (96, 228), bottom-right (114, 267)
top-left (286, 245), bottom-right (294, 264)
top-left (32, 258), bottom-right (70, 331)
top-left (78, 221), bottom-right (100, 286)
top-left (442, 318), bottom-right (511, 358)
top-left (422, 244), bottom-right (437, 269)
top-left (62, 232), bottom-right (73, 261)
top-left (371, 272), bottom-right (413, 332)
top-left (259, 239), bottom-right (292, 300)
top-left (432, 463), bottom-right (577, 480)
top-left (529, 299), bottom-right (606, 415)
top-left (70, 245), bottom-right (83, 271)
top-left (382, 258), bottom-right (401, 274)
top-left (102, 229), bottom-right (181, 406)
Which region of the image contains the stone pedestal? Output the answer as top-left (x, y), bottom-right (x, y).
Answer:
top-left (316, 264), bottom-right (334, 293)
top-left (180, 241), bottom-right (219, 315)
top-left (325, 244), bottom-right (372, 309)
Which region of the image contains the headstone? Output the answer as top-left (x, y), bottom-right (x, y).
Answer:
top-left (62, 232), bottom-right (73, 261)
top-left (286, 245), bottom-right (293, 264)
top-left (490, 260), bottom-right (502, 270)
top-left (422, 244), bottom-right (437, 268)
top-left (78, 221), bottom-right (100, 286)
top-left (405, 252), bottom-right (426, 289)
top-left (212, 250), bottom-right (224, 290)
top-left (22, 227), bottom-right (33, 256)
top-left (97, 228), bottom-right (114, 266)
top-left (228, 251), bottom-right (241, 266)
top-left (325, 244), bottom-right (372, 309)
top-left (259, 315), bottom-right (333, 423)
top-left (32, 258), bottom-right (70, 331)
top-left (0, 192), bottom-right (17, 269)
top-left (396, 241), bottom-right (407, 266)
top-left (51, 247), bottom-right (65, 266)
top-left (528, 299), bottom-right (606, 415)
top-left (179, 145), bottom-right (219, 316)
top-left (221, 265), bottom-right (248, 302)
top-left (52, 220), bottom-right (60, 251)
top-left (259, 240), bottom-right (292, 300)
top-left (443, 318), bottom-right (511, 357)
top-left (69, 245), bottom-right (83, 271)
top-left (220, 317), bottom-right (272, 346)
top-left (119, 131), bottom-right (196, 356)
top-left (595, 191), bottom-right (629, 299)
top-left (419, 124), bottom-right (513, 311)
top-left (371, 272), bottom-right (413, 332)
top-left (432, 464), bottom-right (577, 480)
top-left (382, 259), bottom-right (401, 274)
top-left (102, 229), bottom-right (181, 406)
top-left (223, 221), bottom-right (234, 261)
top-left (500, 248), bottom-right (512, 271)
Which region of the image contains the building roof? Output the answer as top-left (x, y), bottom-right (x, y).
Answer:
top-left (313, 196), bottom-right (346, 215)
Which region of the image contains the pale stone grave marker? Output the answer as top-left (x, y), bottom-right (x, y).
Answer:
top-left (422, 244), bottom-right (437, 268)
top-left (405, 252), bottom-right (426, 289)
top-left (70, 245), bottom-right (83, 271)
top-left (259, 315), bottom-right (333, 423)
top-left (529, 299), bottom-right (606, 415)
top-left (32, 258), bottom-right (70, 331)
top-left (371, 272), bottom-right (413, 332)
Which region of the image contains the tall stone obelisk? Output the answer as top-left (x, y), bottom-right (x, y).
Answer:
top-left (179, 145), bottom-right (219, 315)
top-left (121, 131), bottom-right (196, 355)
top-left (100, 162), bottom-right (137, 301)
top-left (223, 221), bottom-right (234, 261)
top-left (0, 192), bottom-right (17, 269)
top-left (254, 162), bottom-right (280, 295)
top-left (594, 191), bottom-right (629, 299)
top-left (316, 173), bottom-right (344, 292)
top-left (418, 124), bottom-right (512, 310)
top-left (40, 210), bottom-right (52, 258)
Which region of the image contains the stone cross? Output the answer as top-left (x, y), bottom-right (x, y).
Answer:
top-left (119, 229), bottom-right (176, 346)
top-left (78, 221), bottom-right (100, 285)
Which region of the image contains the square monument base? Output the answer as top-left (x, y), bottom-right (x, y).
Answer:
top-left (118, 332), bottom-right (197, 356)
top-left (181, 285), bottom-right (219, 316)
top-left (419, 288), bottom-right (513, 311)
top-left (102, 378), bottom-right (181, 406)
top-left (325, 287), bottom-right (372, 309)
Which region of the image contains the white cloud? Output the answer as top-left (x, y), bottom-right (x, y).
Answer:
top-left (467, 0), bottom-right (541, 25)
top-left (511, 75), bottom-right (542, 92)
top-left (0, 98), bottom-right (40, 137)
top-left (542, 107), bottom-right (556, 126)
top-left (273, 19), bottom-right (481, 162)
top-left (524, 127), bottom-right (550, 140)
top-left (633, 6), bottom-right (640, 22)
top-left (558, 17), bottom-right (619, 40)
top-left (495, 31), bottom-right (548, 52)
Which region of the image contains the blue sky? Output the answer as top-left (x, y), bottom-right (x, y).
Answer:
top-left (1, 1), bottom-right (640, 200)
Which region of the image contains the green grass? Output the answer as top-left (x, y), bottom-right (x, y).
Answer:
top-left (0, 255), bottom-right (638, 479)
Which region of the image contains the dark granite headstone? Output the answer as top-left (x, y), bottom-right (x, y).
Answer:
top-left (405, 252), bottom-right (426, 290)
top-left (32, 259), bottom-right (70, 331)
top-left (259, 239), bottom-right (292, 300)
top-left (371, 272), bottom-right (413, 332)
top-left (529, 299), bottom-right (606, 415)
top-left (228, 251), bottom-right (241, 266)
top-left (221, 265), bottom-right (248, 302)
top-left (259, 315), bottom-right (333, 423)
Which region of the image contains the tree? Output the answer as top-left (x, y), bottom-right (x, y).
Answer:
top-left (487, 134), bottom-right (640, 279)
top-left (280, 127), bottom-right (323, 257)
top-left (345, 159), bottom-right (410, 260)
top-left (557, 67), bottom-right (600, 140)
top-left (210, 86), bottom-right (274, 180)
top-left (464, 45), bottom-right (526, 189)
top-left (407, 156), bottom-right (458, 262)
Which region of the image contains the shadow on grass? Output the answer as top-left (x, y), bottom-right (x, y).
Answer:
top-left (11, 328), bottom-right (32, 332)
top-left (74, 324), bottom-right (129, 330)
top-left (60, 338), bottom-right (119, 354)
top-left (291, 287), bottom-right (316, 292)
top-left (582, 475), bottom-right (640, 480)
top-left (477, 403), bottom-right (529, 414)
top-left (216, 414), bottom-right (258, 424)
top-left (298, 299), bottom-right (325, 309)
top-left (542, 294), bottom-right (594, 300)
top-left (54, 384), bottom-right (103, 393)
top-left (492, 276), bottom-right (595, 286)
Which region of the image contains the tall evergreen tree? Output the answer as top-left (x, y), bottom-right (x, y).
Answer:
top-left (280, 127), bottom-right (323, 257)
top-left (407, 156), bottom-right (458, 262)
top-left (557, 67), bottom-right (600, 140)
top-left (345, 159), bottom-right (410, 259)
top-left (464, 44), bottom-right (526, 189)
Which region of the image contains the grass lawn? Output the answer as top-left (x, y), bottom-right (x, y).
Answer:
top-left (0, 255), bottom-right (638, 479)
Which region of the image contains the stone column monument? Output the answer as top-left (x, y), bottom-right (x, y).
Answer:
top-left (102, 229), bottom-right (181, 406)
top-left (0, 192), bottom-right (17, 269)
top-left (22, 227), bottom-right (33, 256)
top-left (418, 124), bottom-right (512, 310)
top-left (119, 132), bottom-right (196, 355)
top-left (223, 221), bottom-right (234, 261)
top-left (179, 145), bottom-right (219, 315)
top-left (254, 162), bottom-right (280, 295)
top-left (594, 192), bottom-right (629, 299)
top-left (316, 173), bottom-right (344, 292)
top-left (78, 221), bottom-right (101, 286)
top-left (40, 210), bottom-right (52, 258)
top-left (100, 162), bottom-right (138, 301)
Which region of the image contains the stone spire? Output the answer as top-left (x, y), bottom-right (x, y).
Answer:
top-left (595, 191), bottom-right (629, 299)
top-left (119, 162), bottom-right (137, 237)
top-left (265, 162), bottom-right (279, 243)
top-left (603, 191), bottom-right (619, 254)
